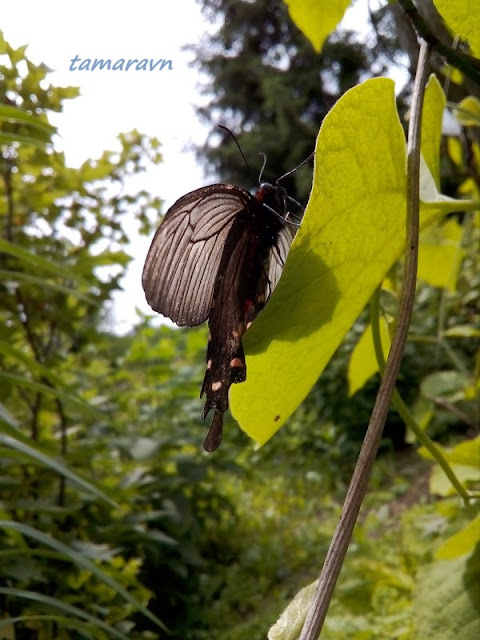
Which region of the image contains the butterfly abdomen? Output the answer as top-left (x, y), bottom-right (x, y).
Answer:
top-left (200, 209), bottom-right (281, 450)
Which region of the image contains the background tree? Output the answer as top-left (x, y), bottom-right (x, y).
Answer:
top-left (191, 0), bottom-right (406, 202)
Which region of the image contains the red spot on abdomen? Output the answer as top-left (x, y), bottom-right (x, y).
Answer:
top-left (244, 298), bottom-right (254, 315)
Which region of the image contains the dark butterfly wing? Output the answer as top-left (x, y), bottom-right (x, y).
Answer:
top-left (142, 184), bottom-right (253, 326)
top-left (267, 223), bottom-right (296, 295)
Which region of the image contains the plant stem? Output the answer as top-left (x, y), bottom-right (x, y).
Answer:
top-left (370, 289), bottom-right (470, 502)
top-left (299, 40), bottom-right (431, 640)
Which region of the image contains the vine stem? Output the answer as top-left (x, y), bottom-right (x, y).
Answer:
top-left (370, 290), bottom-right (470, 502)
top-left (299, 40), bottom-right (431, 640)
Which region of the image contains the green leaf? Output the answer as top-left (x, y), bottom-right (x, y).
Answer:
top-left (0, 131), bottom-right (51, 150)
top-left (231, 78), bottom-right (452, 446)
top-left (419, 436), bottom-right (480, 496)
top-left (436, 514), bottom-right (480, 560)
top-left (0, 587), bottom-right (130, 640)
top-left (421, 75), bottom-right (446, 187)
top-left (0, 238), bottom-right (89, 285)
top-left (431, 436), bottom-right (480, 468)
top-left (417, 219), bottom-right (465, 292)
top-left (0, 373), bottom-right (105, 417)
top-left (284, 0), bottom-right (351, 52)
top-left (420, 370), bottom-right (470, 399)
top-left (0, 614), bottom-right (110, 638)
top-left (447, 136), bottom-right (464, 167)
top-left (412, 551), bottom-right (480, 639)
top-left (0, 270), bottom-right (97, 304)
top-left (0, 403), bottom-right (20, 429)
top-left (455, 96), bottom-right (480, 126)
top-left (433, 0), bottom-right (480, 57)
top-left (268, 580), bottom-right (317, 640)
top-left (0, 431), bottom-right (117, 508)
top-left (444, 325), bottom-right (480, 338)
top-left (9, 43), bottom-right (28, 64)
top-left (442, 64), bottom-right (464, 86)
top-left (0, 104), bottom-right (56, 136)
top-left (430, 464), bottom-right (478, 497)
top-left (348, 317), bottom-right (391, 395)
top-left (0, 342), bottom-right (65, 387)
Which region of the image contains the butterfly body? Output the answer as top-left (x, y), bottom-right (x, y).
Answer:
top-left (142, 181), bottom-right (294, 451)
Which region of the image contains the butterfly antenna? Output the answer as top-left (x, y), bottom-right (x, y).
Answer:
top-left (258, 152), bottom-right (268, 184)
top-left (276, 151), bottom-right (314, 184)
top-left (218, 124), bottom-right (255, 182)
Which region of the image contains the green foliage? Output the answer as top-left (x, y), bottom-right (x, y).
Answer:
top-left (0, 32), bottom-right (214, 638)
top-left (264, 455), bottom-right (480, 640)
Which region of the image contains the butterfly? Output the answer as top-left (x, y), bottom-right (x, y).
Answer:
top-left (142, 140), bottom-right (311, 451)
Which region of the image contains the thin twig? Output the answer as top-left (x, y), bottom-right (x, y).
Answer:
top-left (430, 396), bottom-right (478, 430)
top-left (299, 40), bottom-right (431, 640)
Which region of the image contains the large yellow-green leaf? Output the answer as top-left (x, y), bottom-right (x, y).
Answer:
top-left (284, 0), bottom-right (351, 52)
top-left (433, 0), bottom-right (480, 58)
top-left (230, 78), bottom-right (464, 447)
top-left (231, 79), bottom-right (405, 446)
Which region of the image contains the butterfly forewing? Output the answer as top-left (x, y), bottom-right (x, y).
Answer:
top-left (142, 185), bottom-right (252, 326)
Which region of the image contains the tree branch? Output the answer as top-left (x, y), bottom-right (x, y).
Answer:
top-left (397, 0), bottom-right (480, 86)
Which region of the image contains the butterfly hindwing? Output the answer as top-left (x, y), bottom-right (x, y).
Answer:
top-left (267, 223), bottom-right (296, 297)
